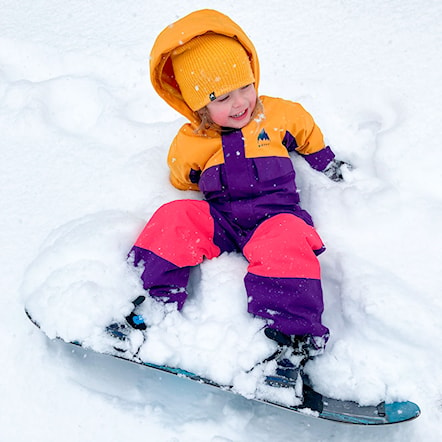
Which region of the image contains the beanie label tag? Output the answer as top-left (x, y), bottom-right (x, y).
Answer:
top-left (209, 92), bottom-right (216, 101)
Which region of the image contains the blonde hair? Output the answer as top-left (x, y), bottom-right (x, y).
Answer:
top-left (194, 98), bottom-right (264, 134)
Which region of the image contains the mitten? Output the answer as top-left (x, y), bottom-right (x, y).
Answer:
top-left (323, 159), bottom-right (352, 182)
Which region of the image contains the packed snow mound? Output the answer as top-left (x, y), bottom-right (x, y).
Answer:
top-left (22, 211), bottom-right (146, 342)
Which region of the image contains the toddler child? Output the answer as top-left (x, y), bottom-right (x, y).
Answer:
top-left (124, 9), bottom-right (348, 383)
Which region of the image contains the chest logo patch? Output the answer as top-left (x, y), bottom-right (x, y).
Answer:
top-left (257, 128), bottom-right (270, 148)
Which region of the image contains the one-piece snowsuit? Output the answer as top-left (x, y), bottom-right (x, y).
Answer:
top-left (130, 9), bottom-right (334, 338)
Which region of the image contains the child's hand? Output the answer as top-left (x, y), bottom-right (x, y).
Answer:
top-left (323, 159), bottom-right (352, 182)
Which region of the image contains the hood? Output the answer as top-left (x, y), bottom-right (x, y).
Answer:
top-left (149, 9), bottom-right (260, 124)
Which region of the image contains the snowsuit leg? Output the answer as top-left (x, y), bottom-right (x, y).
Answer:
top-left (130, 202), bottom-right (328, 339)
top-left (243, 214), bottom-right (329, 338)
top-left (130, 199), bottom-right (222, 308)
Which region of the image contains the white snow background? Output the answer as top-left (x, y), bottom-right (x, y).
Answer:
top-left (1, 0), bottom-right (442, 440)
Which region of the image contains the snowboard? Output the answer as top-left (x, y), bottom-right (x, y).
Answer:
top-left (26, 309), bottom-right (420, 425)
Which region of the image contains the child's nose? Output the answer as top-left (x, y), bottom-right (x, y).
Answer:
top-left (232, 92), bottom-right (245, 107)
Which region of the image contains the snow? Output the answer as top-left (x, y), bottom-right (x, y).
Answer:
top-left (1, 0), bottom-right (442, 440)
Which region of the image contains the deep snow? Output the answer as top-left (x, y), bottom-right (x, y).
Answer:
top-left (1, 0), bottom-right (442, 440)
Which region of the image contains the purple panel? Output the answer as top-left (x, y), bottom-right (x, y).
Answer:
top-left (130, 246), bottom-right (190, 309)
top-left (199, 130), bottom-right (314, 230)
top-left (303, 145), bottom-right (335, 171)
top-left (282, 130), bottom-right (298, 152)
top-left (245, 273), bottom-right (329, 337)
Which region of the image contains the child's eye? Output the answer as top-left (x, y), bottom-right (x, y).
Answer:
top-left (241, 84), bottom-right (252, 90)
top-left (217, 95), bottom-right (229, 102)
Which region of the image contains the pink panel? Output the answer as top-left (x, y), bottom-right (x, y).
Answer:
top-left (134, 199), bottom-right (221, 267)
top-left (243, 214), bottom-right (323, 278)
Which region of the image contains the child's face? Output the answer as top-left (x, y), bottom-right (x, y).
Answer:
top-left (205, 84), bottom-right (257, 129)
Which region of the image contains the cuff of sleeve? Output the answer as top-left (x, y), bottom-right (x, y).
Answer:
top-left (303, 146), bottom-right (335, 171)
top-left (169, 173), bottom-right (199, 191)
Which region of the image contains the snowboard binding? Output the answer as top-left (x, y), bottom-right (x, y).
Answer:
top-left (263, 328), bottom-right (327, 393)
top-left (105, 296), bottom-right (147, 353)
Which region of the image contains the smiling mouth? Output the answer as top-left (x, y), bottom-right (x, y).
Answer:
top-left (232, 109), bottom-right (247, 118)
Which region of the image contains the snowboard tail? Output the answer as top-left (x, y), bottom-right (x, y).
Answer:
top-left (25, 309), bottom-right (420, 425)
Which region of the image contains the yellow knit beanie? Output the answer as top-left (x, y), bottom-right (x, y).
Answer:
top-left (171, 33), bottom-right (255, 111)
